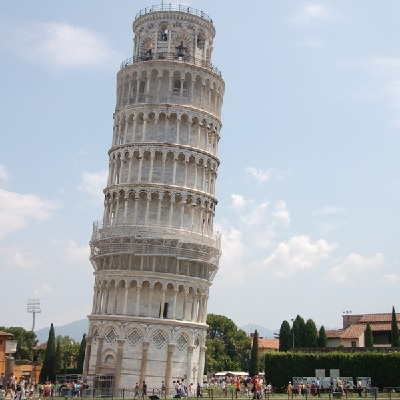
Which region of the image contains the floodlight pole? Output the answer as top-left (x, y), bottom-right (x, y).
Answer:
top-left (27, 299), bottom-right (41, 331)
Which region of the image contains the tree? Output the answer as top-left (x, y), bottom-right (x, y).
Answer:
top-left (77, 334), bottom-right (86, 373)
top-left (365, 323), bottom-right (373, 348)
top-left (55, 339), bottom-right (63, 373)
top-left (391, 306), bottom-right (400, 347)
top-left (292, 315), bottom-right (306, 348)
top-left (205, 314), bottom-right (251, 374)
top-left (40, 323), bottom-right (57, 382)
top-left (317, 326), bottom-right (327, 347)
top-left (0, 326), bottom-right (38, 361)
top-left (304, 319), bottom-right (318, 347)
top-left (249, 330), bottom-right (259, 377)
top-left (279, 321), bottom-right (291, 351)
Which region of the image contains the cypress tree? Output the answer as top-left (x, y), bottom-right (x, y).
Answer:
top-left (55, 339), bottom-right (63, 373)
top-left (317, 325), bottom-right (327, 347)
top-left (40, 323), bottom-right (57, 382)
top-left (364, 322), bottom-right (373, 348)
top-left (391, 306), bottom-right (400, 347)
top-left (77, 334), bottom-right (86, 373)
top-left (279, 321), bottom-right (291, 351)
top-left (304, 319), bottom-right (318, 347)
top-left (249, 330), bottom-right (259, 377)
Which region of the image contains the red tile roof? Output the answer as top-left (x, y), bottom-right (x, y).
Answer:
top-left (258, 338), bottom-right (279, 350)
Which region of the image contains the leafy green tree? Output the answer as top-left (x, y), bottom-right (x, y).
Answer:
top-left (205, 314), bottom-right (251, 374)
top-left (55, 336), bottom-right (80, 372)
top-left (365, 322), bottom-right (373, 348)
top-left (249, 330), bottom-right (259, 377)
top-left (279, 320), bottom-right (292, 351)
top-left (77, 334), bottom-right (86, 373)
top-left (391, 306), bottom-right (400, 347)
top-left (304, 319), bottom-right (318, 347)
top-left (0, 326), bottom-right (38, 361)
top-left (317, 325), bottom-right (327, 347)
top-left (40, 323), bottom-right (57, 382)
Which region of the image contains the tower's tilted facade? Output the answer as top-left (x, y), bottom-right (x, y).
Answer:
top-left (83, 4), bottom-right (224, 392)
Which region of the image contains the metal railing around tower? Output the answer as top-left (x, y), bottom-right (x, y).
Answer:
top-left (120, 51), bottom-right (222, 78)
top-left (91, 221), bottom-right (221, 249)
top-left (135, 4), bottom-right (213, 23)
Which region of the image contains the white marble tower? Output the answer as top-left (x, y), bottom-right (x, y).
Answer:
top-left (84, 4), bottom-right (224, 393)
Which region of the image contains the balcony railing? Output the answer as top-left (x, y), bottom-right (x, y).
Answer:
top-left (135, 4), bottom-right (213, 23)
top-left (120, 51), bottom-right (222, 78)
top-left (91, 221), bottom-right (221, 249)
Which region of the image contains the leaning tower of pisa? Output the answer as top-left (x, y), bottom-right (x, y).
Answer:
top-left (83, 4), bottom-right (224, 393)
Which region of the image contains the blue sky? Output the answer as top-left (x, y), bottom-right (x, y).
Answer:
top-left (1, 0), bottom-right (400, 333)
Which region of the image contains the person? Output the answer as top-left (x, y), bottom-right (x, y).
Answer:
top-left (315, 378), bottom-right (321, 397)
top-left (357, 380), bottom-right (362, 397)
top-left (142, 381), bottom-right (147, 398)
top-left (311, 381), bottom-right (317, 397)
top-left (297, 382), bottom-right (303, 397)
top-left (0, 373), bottom-right (4, 390)
top-left (348, 379), bottom-right (354, 397)
top-left (161, 381), bottom-right (166, 395)
top-left (287, 382), bottom-right (293, 399)
top-left (221, 380), bottom-right (226, 397)
top-left (196, 382), bottom-right (202, 398)
top-left (338, 378), bottom-right (343, 395)
top-left (134, 383), bottom-right (140, 399)
top-left (235, 378), bottom-right (240, 395)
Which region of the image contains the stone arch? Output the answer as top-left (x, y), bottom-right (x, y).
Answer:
top-left (123, 325), bottom-right (145, 348)
top-left (149, 326), bottom-right (170, 350)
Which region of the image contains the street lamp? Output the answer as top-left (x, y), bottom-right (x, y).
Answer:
top-left (27, 299), bottom-right (41, 331)
top-left (291, 319), bottom-right (295, 348)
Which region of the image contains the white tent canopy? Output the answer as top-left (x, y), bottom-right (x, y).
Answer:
top-left (214, 371), bottom-right (249, 377)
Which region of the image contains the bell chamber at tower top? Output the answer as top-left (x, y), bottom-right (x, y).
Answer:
top-left (119, 4), bottom-right (222, 79)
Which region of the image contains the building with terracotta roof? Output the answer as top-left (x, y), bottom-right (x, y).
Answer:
top-left (250, 334), bottom-right (279, 359)
top-left (0, 331), bottom-right (13, 374)
top-left (326, 313), bottom-right (400, 348)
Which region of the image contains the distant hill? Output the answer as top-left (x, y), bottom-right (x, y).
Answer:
top-left (240, 324), bottom-right (278, 339)
top-left (35, 318), bottom-right (88, 344)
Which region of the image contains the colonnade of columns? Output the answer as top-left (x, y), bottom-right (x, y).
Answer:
top-left (118, 72), bottom-right (223, 117)
top-left (103, 188), bottom-right (215, 234)
top-left (91, 279), bottom-right (209, 324)
top-left (107, 148), bottom-right (218, 194)
top-left (112, 113), bottom-right (220, 156)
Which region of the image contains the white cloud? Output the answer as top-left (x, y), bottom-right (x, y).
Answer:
top-left (0, 165), bottom-right (9, 182)
top-left (241, 201), bottom-right (269, 226)
top-left (0, 247), bottom-right (42, 270)
top-left (273, 200), bottom-right (291, 226)
top-left (382, 274), bottom-right (400, 285)
top-left (12, 252), bottom-right (42, 270)
top-left (231, 194), bottom-right (246, 211)
top-left (1, 21), bottom-right (120, 68)
top-left (290, 4), bottom-right (334, 24)
top-left (33, 284), bottom-right (53, 298)
top-left (78, 170), bottom-right (108, 197)
top-left (0, 189), bottom-right (60, 240)
top-left (246, 167), bottom-right (271, 184)
top-left (325, 252), bottom-right (384, 284)
top-left (262, 235), bottom-right (336, 278)
top-left (51, 239), bottom-right (90, 262)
